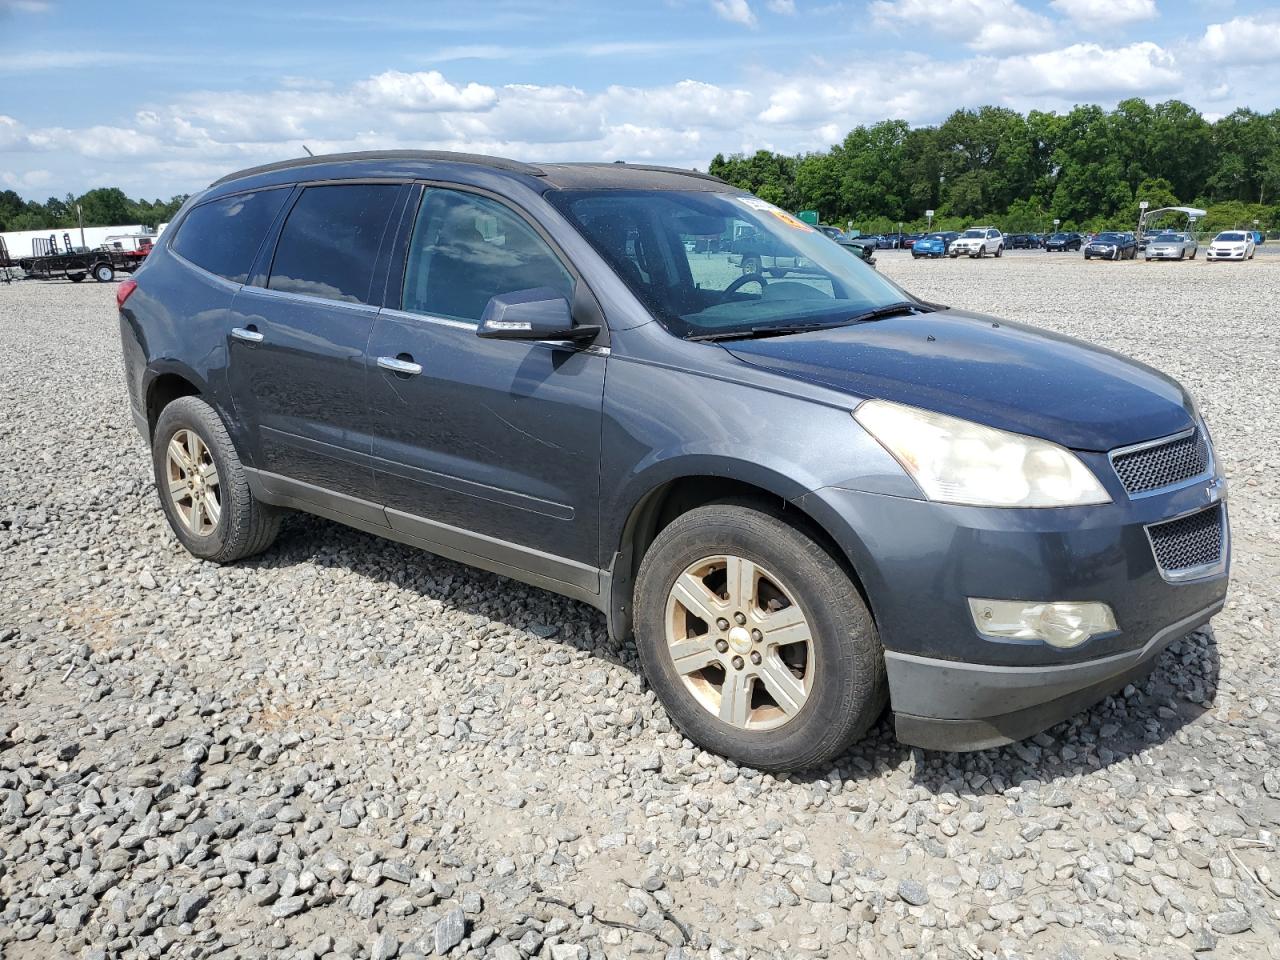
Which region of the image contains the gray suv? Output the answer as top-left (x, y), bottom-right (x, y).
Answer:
top-left (117, 151), bottom-right (1229, 771)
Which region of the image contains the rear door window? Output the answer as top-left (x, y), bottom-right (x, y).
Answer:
top-left (401, 188), bottom-right (574, 323)
top-left (170, 188), bottom-right (290, 283)
top-left (267, 183), bottom-right (401, 305)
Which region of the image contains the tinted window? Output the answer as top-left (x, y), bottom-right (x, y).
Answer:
top-left (268, 184), bottom-right (400, 304)
top-left (171, 189), bottom-right (289, 283)
top-left (402, 188), bottom-right (573, 323)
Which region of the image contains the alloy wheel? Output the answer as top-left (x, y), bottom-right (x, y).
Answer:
top-left (165, 428), bottom-right (221, 536)
top-left (664, 554), bottom-right (814, 730)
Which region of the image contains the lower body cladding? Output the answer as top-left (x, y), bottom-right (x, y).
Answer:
top-left (796, 476), bottom-right (1230, 751)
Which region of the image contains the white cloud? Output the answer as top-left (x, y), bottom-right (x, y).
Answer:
top-left (1199, 14), bottom-right (1280, 64)
top-left (994, 41), bottom-right (1180, 95)
top-left (1, 169), bottom-right (53, 190)
top-left (1050, 0), bottom-right (1157, 29)
top-left (767, 0), bottom-right (796, 13)
top-left (355, 70), bottom-right (498, 112)
top-left (710, 0), bottom-right (757, 27)
top-left (870, 0), bottom-right (1055, 53)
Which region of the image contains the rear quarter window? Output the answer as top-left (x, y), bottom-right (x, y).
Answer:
top-left (170, 188), bottom-right (290, 283)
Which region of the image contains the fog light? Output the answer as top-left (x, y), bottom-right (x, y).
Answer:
top-left (968, 598), bottom-right (1117, 649)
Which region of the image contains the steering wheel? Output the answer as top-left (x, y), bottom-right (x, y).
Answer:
top-left (724, 272), bottom-right (768, 296)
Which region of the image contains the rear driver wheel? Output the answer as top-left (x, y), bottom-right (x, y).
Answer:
top-left (152, 396), bottom-right (280, 563)
top-left (634, 502), bottom-right (885, 771)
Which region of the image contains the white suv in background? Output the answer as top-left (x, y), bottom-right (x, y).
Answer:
top-left (948, 227), bottom-right (1004, 258)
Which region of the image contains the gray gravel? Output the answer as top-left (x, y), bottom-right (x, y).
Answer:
top-left (2, 253), bottom-right (1279, 960)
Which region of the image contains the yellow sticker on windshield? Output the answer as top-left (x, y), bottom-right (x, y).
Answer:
top-left (737, 196), bottom-right (811, 231)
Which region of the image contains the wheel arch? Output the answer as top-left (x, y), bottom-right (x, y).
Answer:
top-left (145, 370), bottom-right (203, 439)
top-left (604, 469), bottom-right (875, 647)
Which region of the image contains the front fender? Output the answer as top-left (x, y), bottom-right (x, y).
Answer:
top-left (598, 347), bottom-right (916, 642)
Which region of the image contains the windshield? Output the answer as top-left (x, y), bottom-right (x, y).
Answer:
top-left (1152, 233), bottom-right (1181, 241)
top-left (1217, 232), bottom-right (1246, 241)
top-left (549, 189), bottom-right (917, 339)
top-left (960, 229), bottom-right (984, 238)
top-left (1095, 233), bottom-right (1125, 242)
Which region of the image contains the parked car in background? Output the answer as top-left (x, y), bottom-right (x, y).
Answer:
top-left (949, 227), bottom-right (1004, 258)
top-left (836, 237), bottom-right (877, 267)
top-left (1044, 232), bottom-right (1083, 252)
top-left (900, 233), bottom-right (923, 249)
top-left (911, 231), bottom-right (959, 259)
top-left (880, 233), bottom-right (901, 249)
top-left (1084, 232), bottom-right (1137, 260)
top-left (1207, 231), bottom-right (1256, 261)
top-left (1250, 230), bottom-right (1264, 246)
top-left (729, 230), bottom-right (813, 277)
top-left (1144, 232), bottom-right (1198, 261)
top-left (1006, 234), bottom-right (1036, 250)
top-left (817, 225), bottom-right (845, 241)
top-left (119, 149), bottom-right (1230, 772)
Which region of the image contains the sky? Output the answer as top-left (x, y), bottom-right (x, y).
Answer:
top-left (2, 0), bottom-right (1279, 201)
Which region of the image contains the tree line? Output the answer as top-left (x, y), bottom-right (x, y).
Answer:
top-left (0, 187), bottom-right (188, 234)
top-left (709, 99), bottom-right (1280, 235)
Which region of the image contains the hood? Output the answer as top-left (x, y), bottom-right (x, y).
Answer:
top-left (723, 310), bottom-right (1193, 451)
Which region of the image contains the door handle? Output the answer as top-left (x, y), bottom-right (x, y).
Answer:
top-left (231, 326), bottom-right (264, 343)
top-left (377, 355), bottom-right (423, 376)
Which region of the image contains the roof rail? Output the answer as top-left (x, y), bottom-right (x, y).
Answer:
top-left (210, 150), bottom-right (546, 188)
top-left (551, 160), bottom-right (727, 185)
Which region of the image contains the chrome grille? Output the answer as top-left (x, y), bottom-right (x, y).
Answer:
top-left (1147, 505), bottom-right (1224, 576)
top-left (1111, 429), bottom-right (1210, 496)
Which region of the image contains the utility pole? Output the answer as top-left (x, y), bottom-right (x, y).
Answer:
top-left (77, 204), bottom-right (85, 250)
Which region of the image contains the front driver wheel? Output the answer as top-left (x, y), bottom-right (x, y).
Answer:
top-left (633, 502), bottom-right (885, 772)
top-left (152, 396), bottom-right (281, 563)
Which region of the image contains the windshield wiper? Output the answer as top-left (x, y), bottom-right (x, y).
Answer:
top-left (687, 301), bottom-right (935, 342)
top-left (843, 300), bottom-right (936, 324)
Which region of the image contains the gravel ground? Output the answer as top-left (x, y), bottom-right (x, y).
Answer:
top-left (1, 253), bottom-right (1278, 960)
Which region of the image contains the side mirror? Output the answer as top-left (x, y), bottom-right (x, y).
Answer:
top-left (476, 287), bottom-right (601, 343)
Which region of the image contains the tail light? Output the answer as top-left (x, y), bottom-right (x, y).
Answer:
top-left (116, 278), bottom-right (138, 310)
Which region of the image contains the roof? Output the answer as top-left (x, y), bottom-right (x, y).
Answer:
top-left (209, 150), bottom-right (730, 192)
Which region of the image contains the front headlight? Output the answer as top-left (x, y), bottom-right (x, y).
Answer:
top-left (853, 399), bottom-right (1111, 507)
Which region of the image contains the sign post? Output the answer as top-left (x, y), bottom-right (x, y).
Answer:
top-left (925, 209), bottom-right (934, 231)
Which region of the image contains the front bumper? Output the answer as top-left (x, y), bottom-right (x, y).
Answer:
top-left (889, 599), bottom-right (1221, 750)
top-left (1207, 249), bottom-right (1247, 260)
top-left (795, 465), bottom-right (1230, 751)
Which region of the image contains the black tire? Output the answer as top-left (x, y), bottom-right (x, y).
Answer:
top-left (633, 502), bottom-right (886, 772)
top-left (152, 395), bottom-right (280, 563)
top-left (741, 256), bottom-right (761, 276)
top-left (69, 273), bottom-right (85, 283)
top-left (994, 245), bottom-right (1003, 258)
top-left (93, 263), bottom-right (114, 282)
